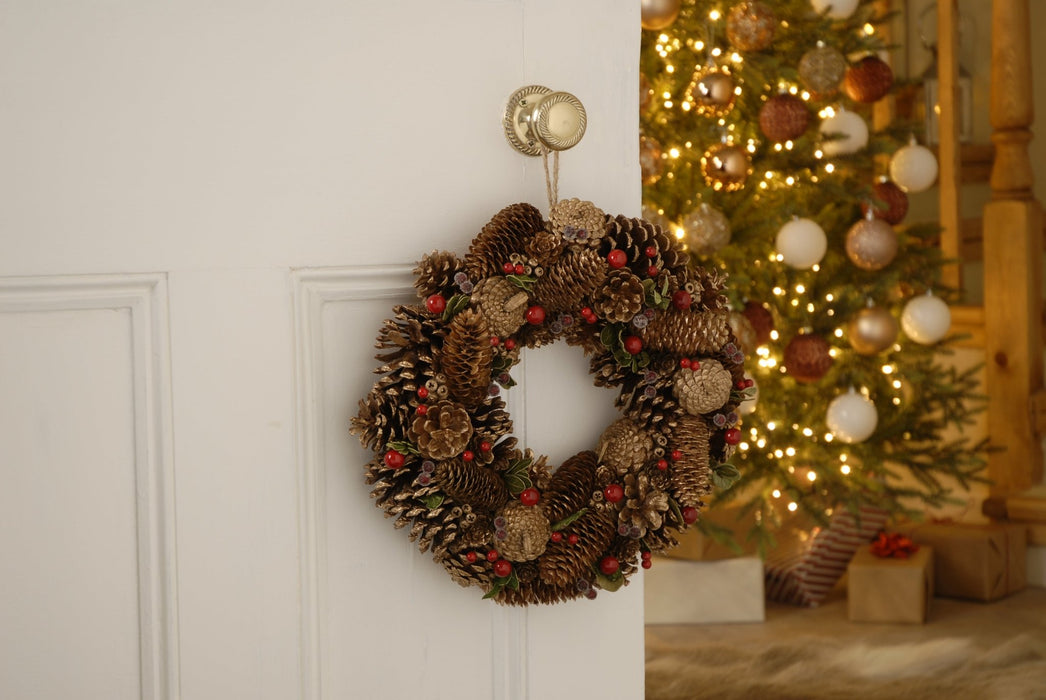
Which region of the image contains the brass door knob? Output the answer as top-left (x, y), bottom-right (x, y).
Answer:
top-left (504, 85), bottom-right (587, 156)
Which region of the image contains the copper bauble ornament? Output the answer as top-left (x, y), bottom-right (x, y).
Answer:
top-left (640, 135), bottom-right (663, 186)
top-left (784, 333), bottom-right (833, 383)
top-left (641, 0), bottom-right (681, 31)
top-left (848, 305), bottom-right (899, 355)
top-left (799, 43), bottom-right (846, 97)
top-left (846, 214), bottom-right (898, 271)
top-left (860, 180), bottom-right (909, 225)
top-left (685, 66), bottom-right (737, 118)
top-left (640, 73), bottom-right (653, 113)
top-left (759, 93), bottom-right (810, 142)
top-left (682, 203), bottom-right (731, 255)
top-left (701, 142), bottom-right (750, 192)
top-left (726, 1), bottom-right (776, 52)
top-left (843, 55), bottom-right (894, 103)
top-left (742, 301), bottom-right (774, 346)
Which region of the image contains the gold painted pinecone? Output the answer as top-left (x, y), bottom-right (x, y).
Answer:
top-left (442, 309), bottom-right (493, 407)
top-left (619, 473), bottom-right (670, 537)
top-left (410, 400), bottom-right (473, 460)
top-left (591, 270), bottom-right (645, 323)
top-left (464, 203), bottom-right (545, 281)
top-left (605, 214), bottom-right (686, 277)
top-left (494, 501), bottom-right (551, 561)
top-left (549, 198), bottom-right (606, 247)
top-left (674, 359), bottom-right (733, 415)
top-left (470, 276), bottom-right (529, 338)
top-left (435, 458), bottom-right (510, 511)
top-left (542, 450), bottom-right (597, 525)
top-left (538, 509), bottom-right (616, 588)
top-left (639, 307), bottom-right (731, 356)
top-left (689, 266), bottom-right (730, 311)
top-left (596, 418), bottom-right (654, 475)
top-left (670, 415), bottom-right (713, 508)
top-left (532, 248), bottom-right (608, 314)
top-left (413, 250), bottom-right (464, 299)
top-left (524, 230), bottom-right (567, 267)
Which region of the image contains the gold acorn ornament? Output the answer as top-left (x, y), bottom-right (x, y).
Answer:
top-left (470, 276), bottom-right (529, 338)
top-left (726, 1), bottom-right (776, 52)
top-left (684, 65), bottom-right (737, 118)
top-left (493, 501), bottom-right (551, 562)
top-left (845, 211), bottom-right (898, 271)
top-left (799, 42), bottom-right (846, 97)
top-left (848, 303), bottom-right (899, 355)
top-left (640, 135), bottom-right (664, 186)
top-left (701, 140), bottom-right (751, 192)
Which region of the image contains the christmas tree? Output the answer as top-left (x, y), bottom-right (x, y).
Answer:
top-left (639, 0), bottom-right (986, 549)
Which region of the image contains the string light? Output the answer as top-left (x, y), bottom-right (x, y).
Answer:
top-left (772, 489), bottom-right (781, 498)
top-left (788, 502), bottom-right (798, 512)
top-left (806, 471), bottom-right (817, 481)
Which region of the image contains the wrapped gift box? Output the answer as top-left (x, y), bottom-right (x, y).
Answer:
top-left (902, 522), bottom-right (1027, 601)
top-left (665, 506), bottom-right (813, 562)
top-left (847, 545), bottom-right (934, 624)
top-left (644, 556), bottom-right (765, 624)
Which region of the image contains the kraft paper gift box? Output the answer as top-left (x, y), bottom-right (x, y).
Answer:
top-left (664, 506), bottom-right (813, 562)
top-left (902, 523), bottom-right (1027, 601)
top-left (644, 556), bottom-right (765, 624)
top-left (847, 545), bottom-right (934, 624)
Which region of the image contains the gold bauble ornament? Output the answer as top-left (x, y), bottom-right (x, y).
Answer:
top-left (726, 1), bottom-right (776, 52)
top-left (845, 214), bottom-right (898, 271)
top-left (684, 66), bottom-right (737, 118)
top-left (799, 43), bottom-right (846, 97)
top-left (640, 135), bottom-right (663, 186)
top-left (682, 203), bottom-right (731, 256)
top-left (701, 142), bottom-right (750, 192)
top-left (848, 305), bottom-right (899, 355)
top-left (641, 0), bottom-right (681, 31)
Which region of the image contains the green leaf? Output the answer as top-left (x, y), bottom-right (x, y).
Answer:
top-left (668, 497), bottom-right (684, 527)
top-left (506, 569), bottom-right (520, 591)
top-left (386, 440), bottom-right (420, 456)
top-left (503, 458), bottom-right (534, 496)
top-left (441, 293), bottom-right (470, 322)
top-left (421, 493), bottom-right (444, 509)
top-left (506, 274), bottom-right (537, 292)
top-left (599, 324), bottom-right (618, 348)
top-left (712, 463), bottom-right (741, 491)
top-left (482, 580), bottom-right (504, 599)
top-left (551, 508), bottom-right (588, 531)
top-left (595, 570), bottom-right (625, 592)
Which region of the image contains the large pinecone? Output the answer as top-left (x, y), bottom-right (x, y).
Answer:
top-left (410, 400), bottom-right (473, 460)
top-left (464, 203), bottom-right (545, 281)
top-left (639, 307), bottom-right (731, 356)
top-left (549, 198), bottom-right (607, 248)
top-left (442, 309), bottom-right (493, 407)
top-left (619, 473), bottom-right (670, 537)
top-left (688, 266), bottom-right (730, 311)
top-left (434, 458), bottom-right (510, 511)
top-left (538, 509), bottom-right (616, 588)
top-left (470, 276), bottom-right (529, 338)
top-left (542, 450), bottom-right (598, 524)
top-left (670, 415), bottom-right (713, 508)
top-left (596, 418), bottom-right (654, 475)
top-left (591, 270), bottom-right (645, 323)
top-left (494, 501), bottom-right (551, 561)
top-left (532, 248), bottom-right (607, 314)
top-left (524, 229), bottom-right (567, 266)
top-left (674, 359), bottom-right (733, 415)
top-left (414, 250), bottom-right (464, 299)
top-left (605, 215), bottom-right (687, 280)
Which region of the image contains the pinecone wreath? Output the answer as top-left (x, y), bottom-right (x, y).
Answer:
top-left (351, 200), bottom-right (752, 605)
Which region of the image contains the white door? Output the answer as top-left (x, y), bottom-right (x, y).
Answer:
top-left (0, 2), bottom-right (642, 699)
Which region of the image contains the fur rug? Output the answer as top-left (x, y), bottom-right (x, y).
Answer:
top-left (646, 634), bottom-right (1046, 700)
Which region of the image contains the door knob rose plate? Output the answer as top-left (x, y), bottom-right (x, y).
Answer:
top-left (504, 85), bottom-right (587, 156)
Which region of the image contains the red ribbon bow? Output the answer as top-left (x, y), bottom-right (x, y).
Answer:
top-left (870, 532), bottom-right (919, 559)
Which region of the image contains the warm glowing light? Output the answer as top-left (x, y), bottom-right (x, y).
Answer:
top-left (825, 293), bottom-right (834, 302)
top-left (772, 489), bottom-right (781, 498)
top-left (694, 40), bottom-right (705, 51)
top-left (774, 449), bottom-right (784, 458)
top-left (893, 380), bottom-right (902, 389)
top-left (664, 100), bottom-right (673, 108)
top-left (834, 328), bottom-right (844, 338)
top-left (825, 433), bottom-right (834, 442)
top-left (812, 264), bottom-right (820, 272)
top-left (681, 102), bottom-right (692, 111)
top-left (893, 397), bottom-right (902, 405)
top-left (786, 447), bottom-right (796, 457)
top-left (669, 147), bottom-right (680, 158)
top-left (825, 163), bottom-right (835, 173)
top-left (711, 47), bottom-right (722, 57)
top-left (795, 284), bottom-right (806, 293)
top-left (767, 421), bottom-right (776, 430)
top-left (828, 348), bottom-right (838, 357)
top-left (709, 9), bottom-right (720, 20)
top-left (806, 303), bottom-right (815, 312)
top-left (757, 438), bottom-right (767, 448)
top-left (773, 286), bottom-right (784, 295)
top-left (863, 23), bottom-right (875, 35)
top-left (662, 91), bottom-right (672, 99)
top-left (841, 464), bottom-right (851, 475)
top-left (788, 502), bottom-right (798, 512)
top-left (802, 428), bottom-right (813, 437)
top-left (806, 471), bottom-right (817, 482)
top-left (739, 442), bottom-right (749, 450)
top-left (814, 149), bottom-right (824, 158)
top-left (769, 330), bottom-right (779, 340)
top-left (882, 364), bottom-right (895, 374)
top-left (791, 298), bottom-right (799, 307)
top-left (666, 64), bottom-right (675, 73)
top-left (786, 176), bottom-right (795, 185)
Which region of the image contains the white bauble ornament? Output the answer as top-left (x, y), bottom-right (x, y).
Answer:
top-left (738, 373), bottom-right (759, 415)
top-left (819, 109), bottom-right (869, 156)
top-left (826, 388), bottom-right (878, 443)
top-left (901, 292), bottom-right (951, 344)
top-left (889, 137), bottom-right (939, 192)
top-left (810, 0), bottom-right (859, 20)
top-left (776, 217), bottom-right (827, 269)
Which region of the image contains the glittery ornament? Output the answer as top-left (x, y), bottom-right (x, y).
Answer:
top-left (726, 1), bottom-right (776, 52)
top-left (799, 43), bottom-right (846, 97)
top-left (759, 93), bottom-right (810, 142)
top-left (860, 180), bottom-right (909, 225)
top-left (846, 214), bottom-right (898, 271)
top-left (641, 0), bottom-right (681, 31)
top-left (640, 135), bottom-right (664, 186)
top-left (844, 55), bottom-right (894, 103)
top-left (784, 333), bottom-right (833, 383)
top-left (682, 203), bottom-right (731, 256)
top-left (848, 305), bottom-right (899, 355)
top-left (684, 66), bottom-right (737, 118)
top-left (742, 301), bottom-right (773, 345)
top-left (701, 142), bottom-right (750, 192)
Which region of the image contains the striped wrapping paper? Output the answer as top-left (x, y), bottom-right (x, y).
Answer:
top-left (765, 505), bottom-right (889, 607)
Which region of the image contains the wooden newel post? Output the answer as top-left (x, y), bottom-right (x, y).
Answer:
top-left (983, 0), bottom-right (1045, 495)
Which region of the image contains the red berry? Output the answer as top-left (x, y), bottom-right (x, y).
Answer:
top-left (680, 358), bottom-right (692, 369)
top-left (493, 559), bottom-right (513, 578)
top-left (645, 246), bottom-right (658, 258)
top-left (466, 551), bottom-right (478, 563)
top-left (581, 306), bottom-right (594, 318)
top-left (745, 378), bottom-right (755, 388)
top-left (641, 559), bottom-right (653, 569)
top-left (603, 483), bottom-right (624, 503)
top-left (514, 263), bottom-right (525, 275)
top-left (462, 450), bottom-right (475, 462)
top-left (551, 531), bottom-right (563, 543)
top-left (682, 506), bottom-right (699, 524)
top-left (623, 335), bottom-right (643, 355)
top-left (671, 449), bottom-right (683, 461)
top-left (607, 249), bottom-right (627, 269)
top-left (504, 338), bottom-right (517, 350)
top-left (479, 441), bottom-right (492, 452)
top-left (647, 266), bottom-right (659, 278)
top-left (491, 336), bottom-right (500, 346)
top-left (425, 294), bottom-right (446, 314)
top-left (736, 379), bottom-right (746, 389)
top-left (525, 305), bottom-right (546, 325)
top-left (691, 359), bottom-right (701, 369)
top-left (672, 290), bottom-right (692, 311)
top-left (656, 458), bottom-right (669, 471)
top-left (519, 487), bottom-right (541, 507)
top-left (568, 533), bottom-right (579, 545)
top-left (724, 428), bottom-right (742, 445)
top-left (502, 262), bottom-right (516, 274)
top-left (600, 556), bottom-right (620, 575)
top-left (417, 387), bottom-right (429, 400)
top-left (487, 550), bottom-right (499, 562)
top-left (383, 450), bottom-right (405, 469)
top-left (416, 405), bottom-right (428, 415)
top-left (641, 550), bottom-right (652, 560)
